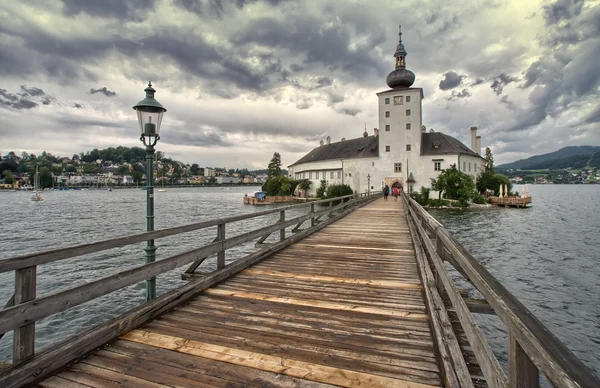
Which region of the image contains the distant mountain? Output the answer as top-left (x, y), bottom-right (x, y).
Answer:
top-left (497, 146), bottom-right (600, 170)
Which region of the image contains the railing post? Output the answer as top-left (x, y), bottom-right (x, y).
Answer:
top-left (217, 223), bottom-right (225, 269)
top-left (13, 266), bottom-right (36, 363)
top-left (509, 330), bottom-right (540, 388)
top-left (279, 210), bottom-right (285, 241)
top-left (435, 234), bottom-right (445, 294)
top-left (310, 204), bottom-right (315, 227)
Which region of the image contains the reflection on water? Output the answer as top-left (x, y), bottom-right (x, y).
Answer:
top-left (428, 184), bottom-right (600, 373)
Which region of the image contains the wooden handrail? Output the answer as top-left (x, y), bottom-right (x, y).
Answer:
top-left (0, 193), bottom-right (363, 273)
top-left (404, 194), bottom-right (600, 388)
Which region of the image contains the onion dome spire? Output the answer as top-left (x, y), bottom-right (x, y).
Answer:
top-left (386, 24), bottom-right (415, 89)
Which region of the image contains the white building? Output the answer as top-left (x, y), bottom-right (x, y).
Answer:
top-left (204, 168), bottom-right (215, 177)
top-left (288, 26), bottom-right (484, 198)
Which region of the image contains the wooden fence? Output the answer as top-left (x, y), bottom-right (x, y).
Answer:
top-left (403, 194), bottom-right (599, 388)
top-left (0, 192), bottom-right (379, 388)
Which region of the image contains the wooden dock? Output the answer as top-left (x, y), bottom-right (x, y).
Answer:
top-left (489, 196), bottom-right (532, 208)
top-left (1, 193), bottom-right (598, 388)
top-left (36, 199), bottom-right (442, 388)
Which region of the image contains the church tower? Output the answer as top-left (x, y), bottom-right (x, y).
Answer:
top-left (376, 25), bottom-right (424, 191)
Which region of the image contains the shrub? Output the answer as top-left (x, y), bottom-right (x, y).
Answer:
top-left (428, 199), bottom-right (449, 207)
top-left (326, 184), bottom-right (353, 205)
top-left (471, 194), bottom-right (487, 204)
top-left (262, 176), bottom-right (293, 196)
top-left (316, 180), bottom-right (327, 198)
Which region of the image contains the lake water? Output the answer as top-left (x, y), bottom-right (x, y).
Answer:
top-left (0, 185), bottom-right (598, 377)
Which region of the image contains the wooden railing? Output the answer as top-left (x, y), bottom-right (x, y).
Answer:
top-left (0, 192), bottom-right (380, 388)
top-left (403, 194), bottom-right (599, 388)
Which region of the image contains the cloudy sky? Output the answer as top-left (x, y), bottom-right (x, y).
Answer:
top-left (0, 0), bottom-right (598, 168)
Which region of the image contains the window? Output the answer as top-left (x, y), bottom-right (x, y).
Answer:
top-left (315, 171), bottom-right (319, 179)
top-left (394, 163), bottom-right (402, 172)
top-left (330, 171), bottom-right (334, 179)
top-left (406, 109), bottom-right (411, 116)
top-left (385, 97), bottom-right (390, 104)
top-left (469, 162), bottom-right (472, 172)
top-left (303, 172), bottom-right (306, 179)
top-left (393, 96), bottom-right (403, 105)
top-left (348, 173), bottom-right (352, 177)
top-left (385, 124), bottom-right (390, 131)
top-left (406, 144), bottom-right (411, 151)
top-left (309, 172), bottom-right (312, 179)
top-left (337, 171), bottom-right (341, 179)
top-left (372, 161), bottom-right (375, 166)
top-left (406, 123), bottom-right (411, 130)
top-left (463, 162), bottom-right (466, 171)
top-left (434, 162), bottom-right (441, 171)
top-left (385, 111), bottom-right (390, 118)
top-left (406, 96), bottom-right (411, 103)
top-left (385, 145), bottom-right (390, 152)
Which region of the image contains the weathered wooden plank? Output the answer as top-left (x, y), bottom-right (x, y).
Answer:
top-left (121, 330), bottom-right (439, 388)
top-left (13, 266), bottom-right (36, 363)
top-left (203, 288), bottom-right (429, 319)
top-left (37, 375), bottom-right (92, 388)
top-left (216, 222), bottom-right (225, 269)
top-left (0, 195), bottom-right (376, 388)
top-left (509, 331), bottom-right (539, 388)
top-left (242, 268), bottom-right (422, 288)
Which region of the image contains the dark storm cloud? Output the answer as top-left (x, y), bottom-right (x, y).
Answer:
top-left (296, 101), bottom-right (312, 110)
top-left (446, 89), bottom-right (471, 101)
top-left (20, 85), bottom-right (46, 96)
top-left (438, 71), bottom-right (466, 90)
top-left (0, 89), bottom-right (18, 101)
top-left (339, 108), bottom-right (361, 117)
top-left (173, 0), bottom-right (286, 19)
top-left (89, 87), bottom-right (117, 97)
top-left (542, 0), bottom-right (584, 25)
top-left (327, 93), bottom-right (345, 105)
top-left (490, 73), bottom-right (518, 95)
top-left (504, 0), bottom-right (600, 131)
top-left (289, 64), bottom-right (304, 72)
top-left (1, 98), bottom-right (38, 110)
top-left (471, 78), bottom-right (486, 86)
top-left (73, 103), bottom-right (84, 109)
top-left (233, 16), bottom-right (388, 85)
top-left (165, 130), bottom-right (230, 148)
top-left (60, 0), bottom-right (158, 21)
top-left (41, 96), bottom-right (52, 105)
top-left (314, 77), bottom-right (333, 89)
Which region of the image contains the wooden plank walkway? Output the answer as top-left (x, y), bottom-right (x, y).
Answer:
top-left (38, 198), bottom-right (442, 388)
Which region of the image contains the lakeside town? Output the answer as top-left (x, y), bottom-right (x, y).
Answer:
top-left (0, 148), bottom-right (271, 190)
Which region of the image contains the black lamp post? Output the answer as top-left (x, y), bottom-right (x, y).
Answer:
top-left (367, 173), bottom-right (371, 195)
top-left (133, 82), bottom-right (166, 301)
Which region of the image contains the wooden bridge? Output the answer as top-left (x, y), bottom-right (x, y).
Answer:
top-left (0, 194), bottom-right (598, 387)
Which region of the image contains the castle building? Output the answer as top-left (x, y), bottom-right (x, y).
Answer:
top-left (288, 26), bottom-right (485, 197)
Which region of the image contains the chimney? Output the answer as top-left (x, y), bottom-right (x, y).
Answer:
top-left (326, 136), bottom-right (331, 145)
top-left (319, 140), bottom-right (324, 146)
top-left (470, 126), bottom-right (477, 153)
top-left (374, 128), bottom-right (379, 137)
top-left (341, 137), bottom-right (346, 142)
top-left (476, 136), bottom-right (481, 155)
top-left (422, 125), bottom-right (426, 133)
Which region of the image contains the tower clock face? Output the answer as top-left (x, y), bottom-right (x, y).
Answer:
top-left (393, 96), bottom-right (403, 105)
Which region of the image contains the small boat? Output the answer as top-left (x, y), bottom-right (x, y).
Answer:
top-left (157, 189), bottom-right (167, 192)
top-left (31, 167), bottom-right (43, 201)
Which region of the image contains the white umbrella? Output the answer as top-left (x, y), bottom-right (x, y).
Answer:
top-left (504, 184), bottom-right (508, 197)
top-left (499, 184), bottom-right (503, 197)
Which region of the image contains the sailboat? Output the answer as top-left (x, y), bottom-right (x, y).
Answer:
top-left (157, 169), bottom-right (167, 192)
top-left (31, 167), bottom-right (43, 201)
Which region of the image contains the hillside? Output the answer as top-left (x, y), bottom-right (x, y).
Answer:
top-left (497, 146), bottom-right (600, 170)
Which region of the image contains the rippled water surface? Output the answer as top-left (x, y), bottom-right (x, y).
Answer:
top-left (428, 184), bottom-right (600, 374)
top-left (1, 185), bottom-right (599, 376)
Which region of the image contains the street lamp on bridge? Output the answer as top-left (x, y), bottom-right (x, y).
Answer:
top-left (367, 173), bottom-right (371, 195)
top-left (133, 81), bottom-right (167, 301)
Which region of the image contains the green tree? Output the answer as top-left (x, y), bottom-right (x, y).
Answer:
top-left (82, 164), bottom-right (101, 174)
top-left (51, 164), bottom-right (63, 176)
top-left (39, 167), bottom-right (53, 188)
top-left (190, 163), bottom-right (200, 174)
top-left (65, 164), bottom-right (77, 173)
top-left (2, 170), bottom-right (15, 184)
top-left (118, 165), bottom-right (130, 173)
top-left (484, 147), bottom-right (494, 173)
top-left (298, 179), bottom-right (312, 198)
top-left (476, 171), bottom-right (512, 195)
top-left (262, 176), bottom-right (292, 196)
top-left (316, 180), bottom-right (327, 198)
top-left (267, 152), bottom-right (282, 179)
top-left (431, 164), bottom-right (475, 205)
top-left (326, 184), bottom-right (353, 205)
top-left (131, 171), bottom-right (143, 184)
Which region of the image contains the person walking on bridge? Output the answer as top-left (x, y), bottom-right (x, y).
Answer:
top-left (383, 185), bottom-right (389, 201)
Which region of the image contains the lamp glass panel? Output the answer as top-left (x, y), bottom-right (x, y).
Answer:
top-left (136, 110), bottom-right (164, 135)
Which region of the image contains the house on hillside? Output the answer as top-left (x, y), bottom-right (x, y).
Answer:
top-left (288, 26), bottom-right (485, 197)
